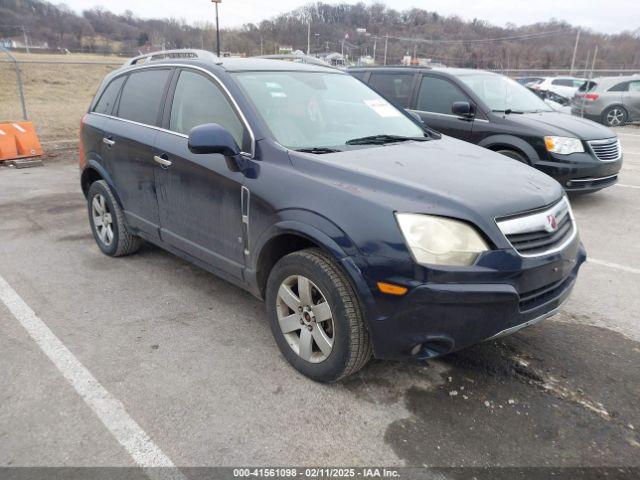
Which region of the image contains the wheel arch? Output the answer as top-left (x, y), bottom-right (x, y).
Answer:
top-left (478, 134), bottom-right (539, 163)
top-left (80, 160), bottom-right (123, 207)
top-left (602, 104), bottom-right (628, 125)
top-left (249, 218), bottom-right (363, 301)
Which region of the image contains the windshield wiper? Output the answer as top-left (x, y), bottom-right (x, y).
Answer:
top-left (295, 147), bottom-right (342, 154)
top-left (345, 134), bottom-right (429, 146)
top-left (492, 109), bottom-right (524, 114)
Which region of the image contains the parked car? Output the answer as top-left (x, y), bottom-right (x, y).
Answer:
top-left (350, 67), bottom-right (622, 193)
top-left (531, 76), bottom-right (587, 98)
top-left (516, 76), bottom-right (544, 87)
top-left (528, 87), bottom-right (572, 114)
top-left (572, 75), bottom-right (640, 127)
top-left (80, 50), bottom-right (586, 382)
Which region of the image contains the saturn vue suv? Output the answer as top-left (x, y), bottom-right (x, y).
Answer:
top-left (350, 67), bottom-right (623, 193)
top-left (80, 50), bottom-right (586, 382)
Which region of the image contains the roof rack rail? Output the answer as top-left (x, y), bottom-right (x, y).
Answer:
top-left (124, 49), bottom-right (222, 67)
top-left (253, 54), bottom-right (341, 70)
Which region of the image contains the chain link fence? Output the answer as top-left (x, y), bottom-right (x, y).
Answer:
top-left (0, 53), bottom-right (122, 151)
top-left (2, 53), bottom-right (639, 153)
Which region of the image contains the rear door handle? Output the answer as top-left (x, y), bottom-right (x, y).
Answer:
top-left (103, 137), bottom-right (115, 147)
top-left (154, 155), bottom-right (172, 168)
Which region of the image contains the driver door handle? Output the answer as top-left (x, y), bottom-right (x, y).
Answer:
top-left (154, 155), bottom-right (172, 168)
top-left (103, 137), bottom-right (115, 147)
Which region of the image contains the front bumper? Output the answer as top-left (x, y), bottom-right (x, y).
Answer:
top-left (357, 236), bottom-right (586, 360)
top-left (532, 151), bottom-right (622, 193)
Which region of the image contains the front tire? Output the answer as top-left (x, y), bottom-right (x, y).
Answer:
top-left (87, 180), bottom-right (142, 257)
top-left (265, 248), bottom-right (372, 382)
top-left (496, 149), bottom-right (528, 164)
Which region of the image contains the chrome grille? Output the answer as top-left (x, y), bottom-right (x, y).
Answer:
top-left (496, 197), bottom-right (577, 257)
top-left (588, 138), bottom-right (621, 162)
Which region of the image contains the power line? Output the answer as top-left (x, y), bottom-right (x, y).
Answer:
top-left (383, 29), bottom-right (572, 45)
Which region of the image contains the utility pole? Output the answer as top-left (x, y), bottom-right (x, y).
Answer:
top-left (307, 21), bottom-right (311, 55)
top-left (413, 43), bottom-right (417, 63)
top-left (21, 26), bottom-right (30, 54)
top-left (583, 50), bottom-right (591, 78)
top-left (590, 44), bottom-right (598, 75)
top-left (372, 36), bottom-right (377, 64)
top-left (260, 37), bottom-right (264, 55)
top-left (211, 0), bottom-right (222, 57)
top-left (383, 35), bottom-right (388, 65)
top-left (570, 28), bottom-right (581, 74)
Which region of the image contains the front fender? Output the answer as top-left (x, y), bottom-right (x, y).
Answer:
top-left (478, 134), bottom-right (540, 162)
top-left (247, 214), bottom-right (378, 321)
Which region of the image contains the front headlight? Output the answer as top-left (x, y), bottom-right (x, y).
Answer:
top-left (395, 214), bottom-right (489, 266)
top-left (544, 136), bottom-right (584, 155)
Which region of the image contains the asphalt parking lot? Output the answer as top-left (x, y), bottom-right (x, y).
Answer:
top-left (1, 128), bottom-right (639, 474)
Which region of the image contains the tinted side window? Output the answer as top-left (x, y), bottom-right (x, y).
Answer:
top-left (350, 71), bottom-right (366, 81)
top-left (117, 69), bottom-right (171, 125)
top-left (94, 76), bottom-right (126, 115)
top-left (368, 73), bottom-right (413, 108)
top-left (609, 82), bottom-right (630, 92)
top-left (552, 79), bottom-right (574, 87)
top-left (628, 81), bottom-right (640, 92)
top-left (170, 70), bottom-right (246, 149)
top-left (417, 76), bottom-right (469, 114)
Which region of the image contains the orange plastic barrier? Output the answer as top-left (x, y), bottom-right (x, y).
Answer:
top-left (0, 121), bottom-right (43, 162)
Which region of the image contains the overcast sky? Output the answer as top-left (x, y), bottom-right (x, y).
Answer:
top-left (61, 0), bottom-right (639, 34)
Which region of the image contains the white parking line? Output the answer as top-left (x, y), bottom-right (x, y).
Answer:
top-left (589, 258), bottom-right (640, 275)
top-left (0, 274), bottom-right (185, 480)
top-left (617, 183), bottom-right (640, 190)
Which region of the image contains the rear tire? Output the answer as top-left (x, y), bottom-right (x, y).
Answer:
top-left (496, 149), bottom-right (528, 164)
top-left (265, 248), bottom-right (372, 382)
top-left (602, 106), bottom-right (628, 127)
top-left (87, 180), bottom-right (142, 257)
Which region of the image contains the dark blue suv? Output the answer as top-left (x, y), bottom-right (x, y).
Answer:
top-left (80, 50), bottom-right (586, 382)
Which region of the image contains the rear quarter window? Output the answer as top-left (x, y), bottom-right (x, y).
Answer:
top-left (552, 79), bottom-right (575, 87)
top-left (116, 69), bottom-right (172, 126)
top-left (93, 76), bottom-right (126, 115)
top-left (609, 82), bottom-right (630, 92)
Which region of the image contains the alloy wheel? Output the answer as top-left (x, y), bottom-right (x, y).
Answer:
top-left (91, 194), bottom-right (114, 246)
top-left (606, 108), bottom-right (625, 126)
top-left (276, 275), bottom-right (335, 363)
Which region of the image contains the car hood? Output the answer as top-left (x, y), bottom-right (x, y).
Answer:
top-left (291, 136), bottom-right (563, 223)
top-left (507, 111), bottom-right (614, 140)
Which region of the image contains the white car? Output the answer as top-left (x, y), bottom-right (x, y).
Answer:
top-left (531, 77), bottom-right (587, 98)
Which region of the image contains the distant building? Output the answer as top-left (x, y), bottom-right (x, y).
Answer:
top-left (401, 55), bottom-right (445, 67)
top-left (318, 52), bottom-right (345, 67)
top-left (1, 37), bottom-right (24, 49)
top-left (357, 55), bottom-right (375, 66)
top-left (0, 37), bottom-right (49, 50)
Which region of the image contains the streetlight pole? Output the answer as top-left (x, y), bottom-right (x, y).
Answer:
top-left (211, 0), bottom-right (221, 57)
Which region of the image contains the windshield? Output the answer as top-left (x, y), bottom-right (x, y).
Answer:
top-left (459, 73), bottom-right (553, 113)
top-left (233, 71), bottom-right (425, 149)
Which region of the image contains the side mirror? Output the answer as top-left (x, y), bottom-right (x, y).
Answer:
top-left (188, 123), bottom-right (240, 157)
top-left (407, 110), bottom-right (425, 125)
top-left (452, 101), bottom-right (474, 118)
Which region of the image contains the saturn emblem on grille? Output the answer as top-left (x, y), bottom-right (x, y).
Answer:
top-left (546, 214), bottom-right (558, 232)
